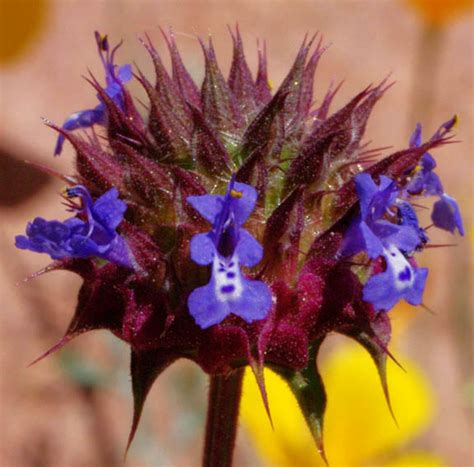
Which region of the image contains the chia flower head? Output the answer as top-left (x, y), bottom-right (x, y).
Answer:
top-left (16, 28), bottom-right (464, 464)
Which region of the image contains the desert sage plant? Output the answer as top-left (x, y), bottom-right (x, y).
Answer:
top-left (16, 29), bottom-right (464, 466)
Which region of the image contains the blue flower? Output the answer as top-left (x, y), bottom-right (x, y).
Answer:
top-left (341, 173), bottom-right (421, 259)
top-left (407, 122), bottom-right (464, 235)
top-left (15, 185), bottom-right (132, 268)
top-left (363, 246), bottom-right (428, 311)
top-left (341, 173), bottom-right (428, 312)
top-left (187, 177), bottom-right (272, 329)
top-left (54, 32), bottom-right (132, 156)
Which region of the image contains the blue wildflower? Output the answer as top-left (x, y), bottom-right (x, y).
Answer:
top-left (407, 122), bottom-right (464, 235)
top-left (341, 173), bottom-right (421, 259)
top-left (341, 173), bottom-right (428, 311)
top-left (363, 245), bottom-right (428, 311)
top-left (15, 185), bottom-right (132, 268)
top-left (187, 177), bottom-right (272, 329)
top-left (54, 32), bottom-right (132, 156)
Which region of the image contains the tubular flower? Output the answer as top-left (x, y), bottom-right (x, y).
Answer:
top-left (15, 29), bottom-right (464, 464)
top-left (340, 173), bottom-right (429, 312)
top-left (54, 32), bottom-right (132, 156)
top-left (187, 176), bottom-right (272, 328)
top-left (407, 120), bottom-right (464, 235)
top-left (339, 118), bottom-right (464, 313)
top-left (16, 185), bottom-right (132, 268)
top-left (341, 174), bottom-right (421, 259)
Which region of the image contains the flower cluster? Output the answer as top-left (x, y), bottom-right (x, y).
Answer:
top-left (338, 116), bottom-right (463, 313)
top-left (15, 29), bottom-right (463, 463)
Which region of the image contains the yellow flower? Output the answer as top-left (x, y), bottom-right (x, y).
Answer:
top-left (0, 0), bottom-right (49, 64)
top-left (241, 340), bottom-right (444, 466)
top-left (405, 0), bottom-right (473, 28)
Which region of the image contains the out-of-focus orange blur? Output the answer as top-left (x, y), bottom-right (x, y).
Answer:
top-left (1, 1), bottom-right (472, 466)
top-left (406, 0), bottom-right (472, 27)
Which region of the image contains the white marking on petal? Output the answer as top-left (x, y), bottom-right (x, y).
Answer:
top-left (213, 254), bottom-right (243, 302)
top-left (384, 245), bottom-right (415, 291)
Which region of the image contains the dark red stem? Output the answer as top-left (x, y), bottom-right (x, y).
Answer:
top-left (202, 368), bottom-right (245, 467)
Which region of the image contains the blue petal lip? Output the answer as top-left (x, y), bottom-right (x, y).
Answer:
top-left (363, 246), bottom-right (428, 312)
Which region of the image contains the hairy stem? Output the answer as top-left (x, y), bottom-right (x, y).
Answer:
top-left (202, 368), bottom-right (245, 467)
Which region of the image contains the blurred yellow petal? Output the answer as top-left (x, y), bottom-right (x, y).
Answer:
top-left (242, 339), bottom-right (436, 467)
top-left (323, 341), bottom-right (435, 465)
top-left (388, 303), bottom-right (419, 340)
top-left (242, 367), bottom-right (322, 467)
top-left (384, 451), bottom-right (446, 467)
top-left (405, 0), bottom-right (473, 28)
top-left (0, 0), bottom-right (49, 64)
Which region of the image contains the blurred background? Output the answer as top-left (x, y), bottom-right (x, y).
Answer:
top-left (0, 1), bottom-right (472, 466)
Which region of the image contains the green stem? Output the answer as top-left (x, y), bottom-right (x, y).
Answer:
top-left (202, 368), bottom-right (245, 467)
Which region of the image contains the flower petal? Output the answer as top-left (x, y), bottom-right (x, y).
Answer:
top-left (187, 280), bottom-right (232, 329)
top-left (117, 63), bottom-right (133, 83)
top-left (235, 228), bottom-right (263, 267)
top-left (363, 270), bottom-right (401, 311)
top-left (188, 253), bottom-right (271, 328)
top-left (229, 277), bottom-right (273, 323)
top-left (409, 122), bottom-right (422, 148)
top-left (431, 193), bottom-right (464, 235)
top-left (187, 194), bottom-right (224, 224)
top-left (232, 181), bottom-right (258, 225)
top-left (190, 232), bottom-right (215, 265)
top-left (16, 186), bottom-right (131, 267)
top-left (404, 267), bottom-right (428, 306)
top-left (373, 220), bottom-right (421, 253)
top-left (355, 173), bottom-right (378, 219)
top-left (360, 221), bottom-right (384, 258)
top-left (54, 108), bottom-right (105, 155)
top-left (363, 246), bottom-right (427, 311)
top-left (92, 187), bottom-right (128, 231)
